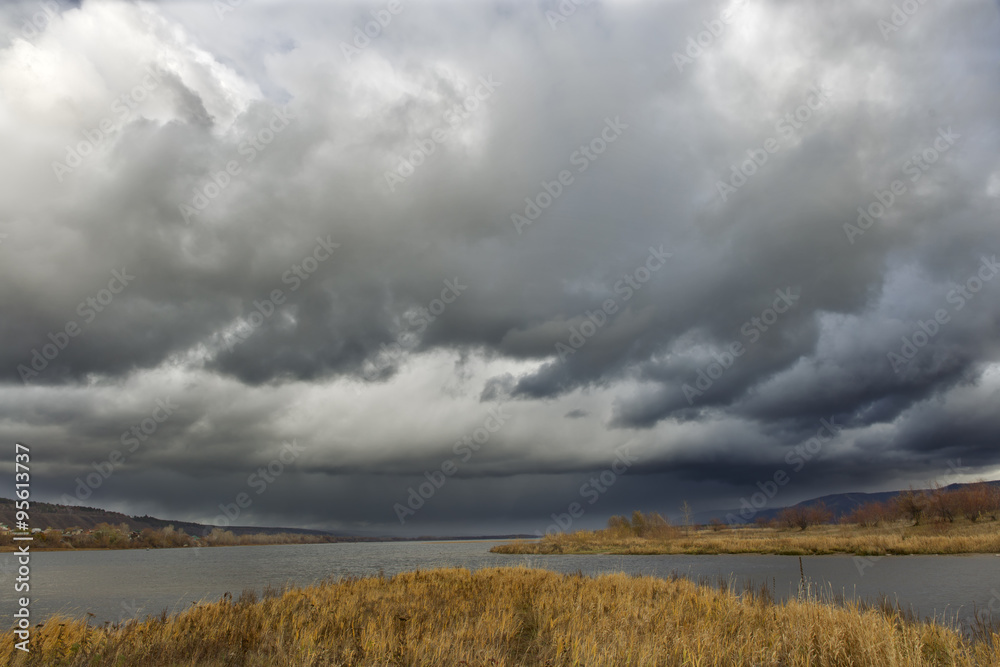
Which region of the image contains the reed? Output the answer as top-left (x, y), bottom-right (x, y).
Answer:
top-left (3, 566), bottom-right (997, 666)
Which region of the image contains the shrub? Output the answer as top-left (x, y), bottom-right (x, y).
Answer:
top-left (929, 484), bottom-right (960, 523)
top-left (845, 500), bottom-right (894, 528)
top-left (604, 511), bottom-right (678, 539)
top-left (606, 515), bottom-right (631, 537)
top-left (777, 502), bottom-right (832, 531)
top-left (708, 518), bottom-right (726, 532)
top-left (895, 489), bottom-right (928, 526)
top-left (953, 481), bottom-right (1000, 522)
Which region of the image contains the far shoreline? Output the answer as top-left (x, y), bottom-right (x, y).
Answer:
top-left (0, 535), bottom-right (525, 553)
top-left (490, 512), bottom-right (1000, 557)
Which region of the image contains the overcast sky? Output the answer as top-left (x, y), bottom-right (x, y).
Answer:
top-left (1, 0), bottom-right (998, 535)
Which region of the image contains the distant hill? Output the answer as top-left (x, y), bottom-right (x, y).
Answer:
top-left (0, 497), bottom-right (334, 537)
top-left (0, 498), bottom-right (533, 542)
top-left (690, 479), bottom-right (1000, 525)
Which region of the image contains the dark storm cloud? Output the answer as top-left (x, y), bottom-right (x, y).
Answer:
top-left (0, 0), bottom-right (998, 534)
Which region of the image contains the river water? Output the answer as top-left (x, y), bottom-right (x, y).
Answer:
top-left (2, 540), bottom-right (997, 632)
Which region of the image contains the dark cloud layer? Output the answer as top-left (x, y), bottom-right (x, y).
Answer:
top-left (1, 0), bottom-right (998, 534)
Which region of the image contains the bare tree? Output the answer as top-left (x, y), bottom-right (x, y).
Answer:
top-left (894, 488), bottom-right (927, 526)
top-left (681, 501), bottom-right (693, 535)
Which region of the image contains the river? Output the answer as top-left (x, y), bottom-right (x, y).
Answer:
top-left (2, 541), bottom-right (997, 632)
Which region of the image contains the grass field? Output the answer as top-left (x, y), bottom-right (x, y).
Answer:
top-left (3, 566), bottom-right (998, 666)
top-left (491, 519), bottom-right (1000, 556)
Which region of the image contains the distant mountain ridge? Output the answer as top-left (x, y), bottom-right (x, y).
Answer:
top-left (691, 479), bottom-right (1000, 525)
top-left (0, 497), bottom-right (334, 537)
top-left (0, 498), bottom-right (531, 541)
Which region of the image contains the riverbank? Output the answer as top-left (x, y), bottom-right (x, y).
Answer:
top-left (491, 520), bottom-right (1000, 556)
top-left (3, 566), bottom-right (997, 666)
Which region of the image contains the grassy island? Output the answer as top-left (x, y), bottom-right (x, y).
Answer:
top-left (4, 567), bottom-right (999, 666)
top-left (492, 494), bottom-right (1000, 556)
top-left (491, 519), bottom-right (1000, 556)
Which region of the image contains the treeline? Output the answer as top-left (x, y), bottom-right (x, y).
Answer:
top-left (722, 481), bottom-right (1000, 531)
top-left (845, 482), bottom-right (1000, 527)
top-left (0, 523), bottom-right (339, 549)
top-left (610, 507), bottom-right (839, 535)
top-left (615, 482), bottom-right (1000, 537)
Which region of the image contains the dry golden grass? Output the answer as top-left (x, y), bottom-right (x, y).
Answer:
top-left (3, 566), bottom-right (997, 666)
top-left (492, 519), bottom-right (1000, 556)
